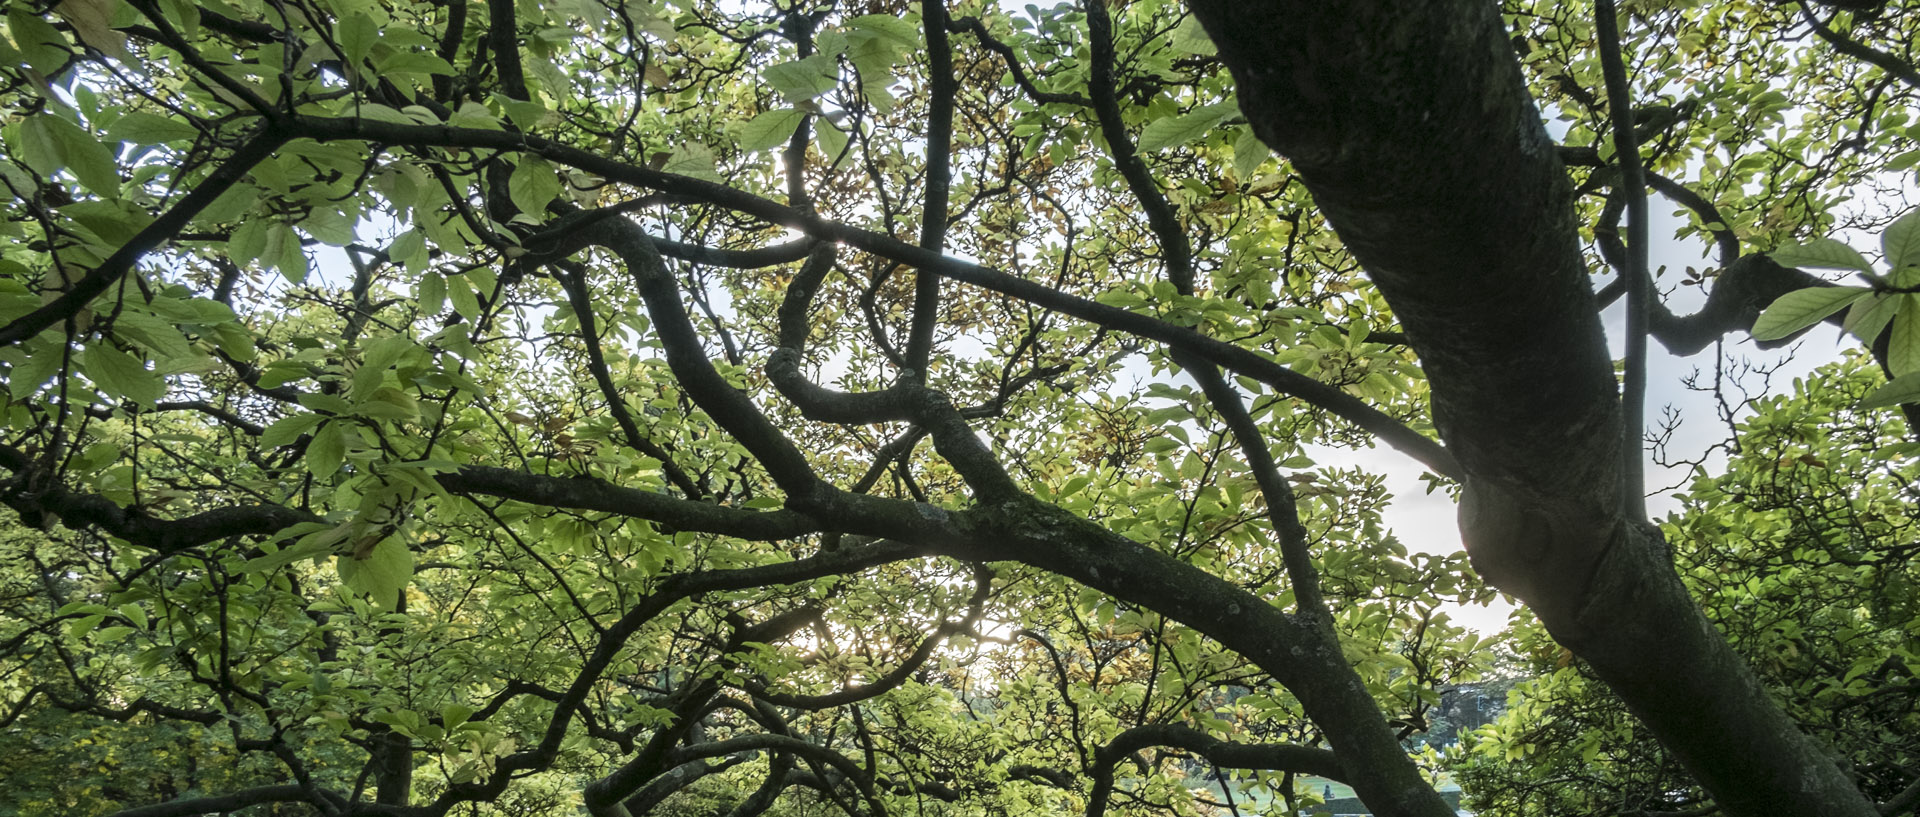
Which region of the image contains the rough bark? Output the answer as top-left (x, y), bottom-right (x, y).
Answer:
top-left (1184, 2), bottom-right (1878, 816)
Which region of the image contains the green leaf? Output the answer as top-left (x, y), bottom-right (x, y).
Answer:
top-left (263, 222), bottom-right (308, 283)
top-left (301, 205), bottom-right (358, 247)
top-left (815, 119), bottom-right (849, 162)
top-left (497, 98), bottom-right (549, 131)
top-left (1844, 292), bottom-right (1901, 343)
top-left (1750, 286), bottom-right (1870, 341)
top-left (447, 273), bottom-right (481, 318)
top-left (106, 111), bottom-right (200, 145)
top-left (243, 535), bottom-right (339, 573)
top-left (1860, 372), bottom-right (1920, 409)
top-left (763, 54), bottom-right (839, 102)
top-left (1137, 102), bottom-right (1239, 153)
top-left (8, 338), bottom-right (65, 398)
top-left (661, 144), bottom-right (720, 181)
top-left (1232, 126), bottom-right (1268, 181)
top-left (417, 271), bottom-right (447, 315)
top-left (83, 344), bottom-right (164, 405)
top-left (508, 155), bottom-right (563, 216)
top-left (441, 703), bottom-right (475, 729)
top-left (111, 311), bottom-right (197, 366)
top-left (298, 392), bottom-right (352, 415)
top-left (1889, 296), bottom-right (1920, 377)
top-left (19, 113), bottom-right (121, 196)
top-left (260, 412), bottom-right (324, 447)
top-left (308, 422), bottom-right (346, 477)
top-left (1882, 209), bottom-right (1919, 275)
top-left (61, 199), bottom-right (154, 245)
top-left (6, 8), bottom-right (70, 75)
top-left (200, 182), bottom-right (259, 223)
top-left (337, 11), bottom-right (378, 63)
top-left (845, 14), bottom-right (918, 49)
top-left (377, 51), bottom-right (457, 77)
top-left (337, 537), bottom-right (413, 609)
top-left (390, 228), bottom-right (427, 271)
top-left (1767, 239), bottom-right (1874, 274)
top-left (354, 335), bottom-right (414, 399)
top-left (737, 108), bottom-right (806, 153)
top-left (1170, 17), bottom-right (1217, 56)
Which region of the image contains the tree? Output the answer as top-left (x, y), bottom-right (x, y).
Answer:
top-left (0, 0), bottom-right (1915, 815)
top-left (1454, 355), bottom-right (1920, 816)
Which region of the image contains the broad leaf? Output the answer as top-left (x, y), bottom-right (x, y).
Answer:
top-left (1860, 372), bottom-right (1920, 409)
top-left (18, 114), bottom-right (120, 196)
top-left (1750, 286), bottom-right (1869, 341)
top-left (1137, 102), bottom-right (1239, 153)
top-left (738, 108), bottom-right (806, 152)
top-left (763, 54), bottom-right (839, 102)
top-left (106, 112), bottom-right (199, 145)
top-left (1889, 297), bottom-right (1920, 377)
top-left (509, 156), bottom-right (563, 216)
top-left (1767, 239), bottom-right (1874, 274)
top-left (337, 537), bottom-right (413, 609)
top-left (83, 343), bottom-right (164, 406)
top-left (1883, 209), bottom-right (1919, 280)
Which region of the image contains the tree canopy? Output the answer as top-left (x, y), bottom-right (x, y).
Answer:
top-left (0, 0), bottom-right (1916, 816)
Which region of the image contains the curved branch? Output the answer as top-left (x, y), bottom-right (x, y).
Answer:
top-left (84, 400), bottom-right (268, 436)
top-left (750, 564), bottom-right (991, 709)
top-left (287, 114), bottom-right (1462, 480)
top-left (553, 259), bottom-right (704, 497)
top-left (1104, 724), bottom-right (1346, 780)
top-left (949, 16), bottom-right (1093, 107)
top-left (1089, 724), bottom-right (1348, 817)
top-left (1596, 0), bottom-right (1651, 521)
top-left (104, 785), bottom-right (313, 817)
top-left (0, 127), bottom-right (287, 348)
top-left (0, 442), bottom-right (320, 553)
top-left (655, 236), bottom-right (814, 268)
top-left (436, 465), bottom-right (817, 540)
top-left (1644, 172), bottom-right (1740, 268)
top-left (1646, 253), bottom-right (1834, 356)
top-left (1797, 3), bottom-right (1920, 90)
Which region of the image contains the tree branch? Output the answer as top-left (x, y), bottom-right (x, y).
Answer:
top-left (0, 126), bottom-right (287, 348)
top-left (1797, 3), bottom-right (1920, 90)
top-left (104, 785), bottom-right (313, 817)
top-left (1596, 0), bottom-right (1652, 521)
top-left (286, 114), bottom-right (1463, 480)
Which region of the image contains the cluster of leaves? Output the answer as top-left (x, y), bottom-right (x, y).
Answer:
top-left (0, 0), bottom-right (1492, 814)
top-left (0, 0), bottom-right (1918, 814)
top-left (1753, 209), bottom-right (1920, 407)
top-left (1454, 355), bottom-right (1920, 816)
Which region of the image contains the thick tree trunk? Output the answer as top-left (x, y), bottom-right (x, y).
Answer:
top-left (1184, 2), bottom-right (1878, 815)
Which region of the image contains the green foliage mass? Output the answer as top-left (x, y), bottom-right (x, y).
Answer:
top-left (0, 0), bottom-right (1915, 815)
top-left (1456, 356), bottom-right (1920, 815)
